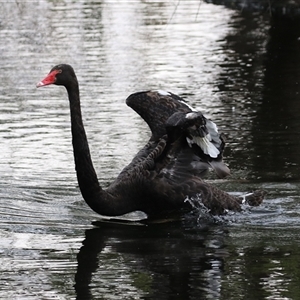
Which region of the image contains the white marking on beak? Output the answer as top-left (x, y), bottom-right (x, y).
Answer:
top-left (36, 81), bottom-right (45, 87)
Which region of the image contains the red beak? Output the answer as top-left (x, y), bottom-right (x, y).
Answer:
top-left (36, 69), bottom-right (60, 87)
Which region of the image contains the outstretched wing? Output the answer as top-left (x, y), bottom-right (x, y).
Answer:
top-left (126, 90), bottom-right (191, 140)
top-left (125, 90), bottom-right (230, 178)
top-left (165, 110), bottom-right (230, 178)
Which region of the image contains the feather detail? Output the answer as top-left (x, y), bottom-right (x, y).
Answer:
top-left (186, 135), bottom-right (220, 158)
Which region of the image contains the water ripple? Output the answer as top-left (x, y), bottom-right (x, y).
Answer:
top-left (1, 1), bottom-right (300, 299)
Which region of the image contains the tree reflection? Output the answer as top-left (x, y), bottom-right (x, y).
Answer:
top-left (214, 9), bottom-right (300, 181)
top-left (252, 15), bottom-right (300, 181)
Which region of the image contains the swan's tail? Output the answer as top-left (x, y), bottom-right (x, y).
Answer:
top-left (238, 190), bottom-right (267, 206)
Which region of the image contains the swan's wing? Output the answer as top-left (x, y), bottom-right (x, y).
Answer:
top-left (165, 111), bottom-right (230, 178)
top-left (118, 134), bottom-right (210, 183)
top-left (125, 90), bottom-right (230, 178)
top-left (156, 137), bottom-right (211, 181)
top-left (126, 90), bottom-right (191, 140)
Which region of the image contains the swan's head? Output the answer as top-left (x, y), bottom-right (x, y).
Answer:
top-left (36, 64), bottom-right (76, 88)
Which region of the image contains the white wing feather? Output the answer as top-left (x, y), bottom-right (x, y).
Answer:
top-left (186, 135), bottom-right (220, 158)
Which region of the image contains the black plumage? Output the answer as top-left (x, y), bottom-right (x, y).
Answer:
top-left (37, 64), bottom-right (264, 218)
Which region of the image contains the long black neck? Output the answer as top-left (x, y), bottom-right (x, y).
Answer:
top-left (65, 79), bottom-right (141, 216)
top-left (66, 84), bottom-right (104, 203)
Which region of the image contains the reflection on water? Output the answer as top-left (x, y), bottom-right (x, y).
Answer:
top-left (1, 1), bottom-right (300, 299)
top-left (74, 218), bottom-right (300, 300)
top-left (75, 222), bottom-right (227, 299)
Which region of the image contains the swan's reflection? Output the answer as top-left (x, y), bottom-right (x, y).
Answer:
top-left (74, 218), bottom-right (228, 299)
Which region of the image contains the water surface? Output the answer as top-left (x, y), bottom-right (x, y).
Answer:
top-left (0, 1), bottom-right (300, 299)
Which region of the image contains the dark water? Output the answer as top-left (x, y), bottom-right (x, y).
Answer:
top-left (1, 1), bottom-right (300, 299)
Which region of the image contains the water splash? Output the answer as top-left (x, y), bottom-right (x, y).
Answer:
top-left (184, 192), bottom-right (268, 226)
top-left (184, 194), bottom-right (229, 225)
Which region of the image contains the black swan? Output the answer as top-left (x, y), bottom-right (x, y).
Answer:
top-left (36, 64), bottom-right (265, 217)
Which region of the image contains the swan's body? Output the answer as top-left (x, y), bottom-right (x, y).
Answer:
top-left (37, 64), bottom-right (264, 218)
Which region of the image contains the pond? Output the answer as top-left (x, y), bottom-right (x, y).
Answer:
top-left (0, 1), bottom-right (300, 299)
